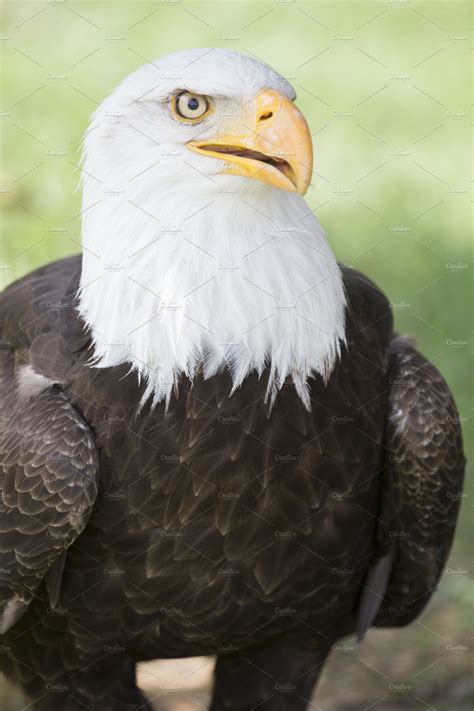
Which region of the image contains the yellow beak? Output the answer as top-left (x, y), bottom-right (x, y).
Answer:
top-left (188, 89), bottom-right (313, 195)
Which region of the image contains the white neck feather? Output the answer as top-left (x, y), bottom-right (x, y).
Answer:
top-left (78, 162), bottom-right (346, 410)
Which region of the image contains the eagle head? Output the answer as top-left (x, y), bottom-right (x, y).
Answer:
top-left (82, 48), bottom-right (312, 198)
top-left (78, 49), bottom-right (345, 411)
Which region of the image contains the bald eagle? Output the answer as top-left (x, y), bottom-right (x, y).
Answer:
top-left (0, 49), bottom-right (465, 711)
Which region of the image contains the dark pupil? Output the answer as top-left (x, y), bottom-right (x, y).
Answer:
top-left (188, 97), bottom-right (199, 111)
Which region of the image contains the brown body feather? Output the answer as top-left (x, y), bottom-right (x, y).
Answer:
top-left (0, 256), bottom-right (465, 710)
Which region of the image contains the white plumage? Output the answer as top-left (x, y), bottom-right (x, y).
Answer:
top-left (78, 48), bottom-right (346, 409)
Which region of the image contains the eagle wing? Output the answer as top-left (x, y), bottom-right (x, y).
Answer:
top-left (0, 258), bottom-right (98, 633)
top-left (358, 335), bottom-right (465, 637)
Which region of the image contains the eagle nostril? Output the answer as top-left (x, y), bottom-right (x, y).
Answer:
top-left (259, 111), bottom-right (273, 122)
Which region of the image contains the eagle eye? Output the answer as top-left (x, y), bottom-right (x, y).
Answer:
top-left (173, 91), bottom-right (210, 122)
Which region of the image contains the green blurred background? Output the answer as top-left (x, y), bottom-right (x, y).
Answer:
top-left (0, 0), bottom-right (471, 709)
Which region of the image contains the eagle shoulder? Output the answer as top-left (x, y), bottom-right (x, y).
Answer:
top-left (0, 255), bottom-right (87, 380)
top-left (339, 263), bottom-right (394, 341)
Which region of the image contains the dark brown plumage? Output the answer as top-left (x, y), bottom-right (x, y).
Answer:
top-left (0, 256), bottom-right (465, 710)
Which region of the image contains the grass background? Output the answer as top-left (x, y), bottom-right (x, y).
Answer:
top-left (0, 0), bottom-right (472, 708)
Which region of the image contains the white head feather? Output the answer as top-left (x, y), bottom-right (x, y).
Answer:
top-left (78, 48), bottom-right (346, 410)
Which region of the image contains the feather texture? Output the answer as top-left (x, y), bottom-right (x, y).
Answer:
top-left (77, 50), bottom-right (346, 411)
top-left (0, 256), bottom-right (465, 710)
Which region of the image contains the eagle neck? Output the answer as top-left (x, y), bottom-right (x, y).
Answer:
top-left (78, 178), bottom-right (346, 410)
